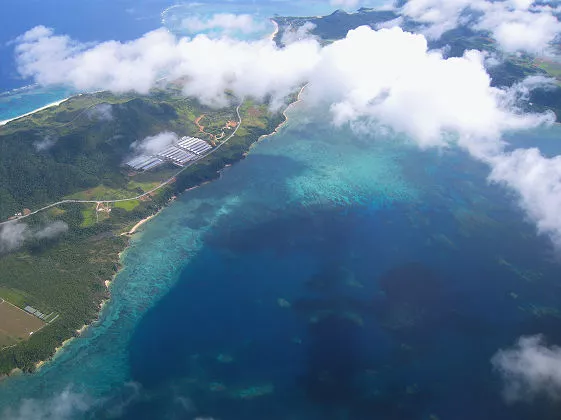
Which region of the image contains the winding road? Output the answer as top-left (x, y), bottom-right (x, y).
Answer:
top-left (0, 103), bottom-right (243, 227)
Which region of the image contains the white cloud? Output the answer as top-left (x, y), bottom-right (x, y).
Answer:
top-left (0, 222), bottom-right (29, 254)
top-left (35, 221), bottom-right (69, 240)
top-left (33, 135), bottom-right (57, 151)
top-left (400, 0), bottom-right (472, 39)
top-left (87, 103), bottom-right (113, 121)
top-left (474, 1), bottom-right (561, 54)
top-left (489, 149), bottom-right (561, 246)
top-left (281, 22), bottom-right (318, 45)
top-left (16, 28), bottom-right (177, 95)
top-left (492, 335), bottom-right (561, 402)
top-left (305, 27), bottom-right (549, 150)
top-left (506, 75), bottom-right (558, 104)
top-left (13, 24), bottom-right (561, 246)
top-left (2, 389), bottom-right (90, 420)
top-left (15, 27), bottom-right (320, 107)
top-left (15, 24), bottom-right (546, 138)
top-left (131, 131), bottom-right (178, 156)
top-left (0, 221), bottom-right (69, 254)
top-left (399, 0), bottom-right (561, 54)
top-left (375, 16), bottom-right (405, 29)
top-left (179, 13), bottom-right (267, 36)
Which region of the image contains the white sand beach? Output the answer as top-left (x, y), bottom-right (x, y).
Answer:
top-left (0, 98), bottom-right (70, 127)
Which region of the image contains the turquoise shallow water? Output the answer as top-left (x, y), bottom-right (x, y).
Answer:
top-left (0, 0), bottom-right (390, 122)
top-left (1, 1), bottom-right (561, 418)
top-left (1, 100), bottom-right (561, 418)
top-left (0, 85), bottom-right (77, 123)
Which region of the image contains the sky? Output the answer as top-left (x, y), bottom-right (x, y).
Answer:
top-left (3, 0), bottom-right (561, 405)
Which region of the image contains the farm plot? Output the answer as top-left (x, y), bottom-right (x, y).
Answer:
top-left (0, 299), bottom-right (45, 348)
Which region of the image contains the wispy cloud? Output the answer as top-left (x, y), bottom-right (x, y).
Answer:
top-left (399, 0), bottom-right (561, 54)
top-left (492, 335), bottom-right (561, 402)
top-left (130, 131), bottom-right (178, 157)
top-left (33, 135), bottom-right (57, 151)
top-left (11, 22), bottom-right (561, 249)
top-left (0, 222), bottom-right (29, 254)
top-left (86, 103), bottom-right (114, 121)
top-left (1, 388), bottom-right (91, 420)
top-left (281, 22), bottom-right (318, 45)
top-left (0, 221), bottom-right (69, 254)
top-left (35, 221), bottom-right (69, 240)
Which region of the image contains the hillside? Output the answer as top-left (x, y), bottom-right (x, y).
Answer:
top-left (0, 89), bottom-right (287, 375)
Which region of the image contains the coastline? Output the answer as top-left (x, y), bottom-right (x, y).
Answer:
top-left (0, 98), bottom-right (71, 127)
top-left (127, 214), bottom-right (157, 235)
top-left (34, 248), bottom-right (124, 372)
top-left (269, 19), bottom-right (280, 42)
top-left (33, 208), bottom-right (166, 372)
top-left (256, 84), bottom-right (306, 145)
top-left (21, 94), bottom-right (299, 376)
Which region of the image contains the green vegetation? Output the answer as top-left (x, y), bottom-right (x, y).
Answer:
top-left (0, 287), bottom-right (31, 308)
top-left (80, 205), bottom-right (97, 228)
top-left (0, 219), bottom-right (126, 373)
top-left (0, 89), bottom-right (288, 375)
top-left (0, 87), bottom-right (237, 220)
top-left (275, 9), bottom-right (398, 44)
top-left (113, 200), bottom-right (141, 211)
top-left (275, 10), bottom-right (561, 122)
top-left (535, 59), bottom-right (561, 82)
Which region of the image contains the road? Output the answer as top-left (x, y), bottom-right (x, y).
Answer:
top-left (0, 103), bottom-right (243, 227)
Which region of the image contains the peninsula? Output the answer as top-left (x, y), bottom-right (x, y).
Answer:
top-left (0, 86), bottom-right (288, 375)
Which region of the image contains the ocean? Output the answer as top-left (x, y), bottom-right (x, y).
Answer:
top-left (1, 1), bottom-right (561, 419)
top-left (1, 100), bottom-right (561, 419)
top-left (0, 0), bottom-right (355, 122)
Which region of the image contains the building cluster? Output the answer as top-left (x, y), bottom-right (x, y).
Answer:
top-left (24, 306), bottom-right (54, 321)
top-left (125, 156), bottom-right (164, 172)
top-left (126, 136), bottom-right (213, 171)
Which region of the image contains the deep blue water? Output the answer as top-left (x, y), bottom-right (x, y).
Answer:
top-left (1, 103), bottom-right (561, 419)
top-left (119, 129), bottom-right (561, 419)
top-left (0, 0), bottom-right (168, 92)
top-left (0, 0), bottom-right (384, 121)
top-left (0, 0), bottom-right (165, 121)
top-left (1, 2), bottom-right (561, 419)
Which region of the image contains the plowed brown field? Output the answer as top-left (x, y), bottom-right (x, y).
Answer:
top-left (0, 300), bottom-right (45, 348)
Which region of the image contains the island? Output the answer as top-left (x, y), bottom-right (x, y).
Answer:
top-left (2, 6), bottom-right (560, 380)
top-left (0, 86), bottom-right (290, 376)
top-left (275, 8), bottom-right (561, 121)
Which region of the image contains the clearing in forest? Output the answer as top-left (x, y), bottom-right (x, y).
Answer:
top-left (0, 299), bottom-right (45, 348)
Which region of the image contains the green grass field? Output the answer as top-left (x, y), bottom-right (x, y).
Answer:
top-left (113, 200), bottom-right (141, 211)
top-left (535, 59), bottom-right (561, 84)
top-left (66, 185), bottom-right (135, 201)
top-left (0, 286), bottom-right (52, 316)
top-left (80, 205), bottom-right (96, 228)
top-left (0, 287), bottom-right (28, 308)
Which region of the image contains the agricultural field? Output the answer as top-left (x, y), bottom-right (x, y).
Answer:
top-left (0, 300), bottom-right (45, 349)
top-left (66, 185), bottom-right (139, 201)
top-left (534, 59), bottom-right (561, 83)
top-left (113, 200), bottom-right (141, 211)
top-left (0, 88), bottom-right (286, 374)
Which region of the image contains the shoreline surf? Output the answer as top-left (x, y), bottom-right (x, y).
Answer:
top-left (2, 17), bottom-right (280, 129)
top-left (26, 95), bottom-right (295, 375)
top-left (269, 19), bottom-right (280, 42)
top-left (0, 98), bottom-right (71, 127)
